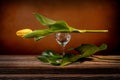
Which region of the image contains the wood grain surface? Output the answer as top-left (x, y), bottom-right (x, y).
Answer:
top-left (0, 55), bottom-right (120, 80)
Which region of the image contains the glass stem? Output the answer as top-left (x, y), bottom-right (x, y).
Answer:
top-left (62, 46), bottom-right (65, 56)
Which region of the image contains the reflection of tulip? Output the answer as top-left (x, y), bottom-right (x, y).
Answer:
top-left (16, 29), bottom-right (33, 37)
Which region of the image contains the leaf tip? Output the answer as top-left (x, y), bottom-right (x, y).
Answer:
top-left (99, 43), bottom-right (107, 50)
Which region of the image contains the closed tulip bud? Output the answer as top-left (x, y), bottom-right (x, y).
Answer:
top-left (16, 29), bottom-right (33, 37)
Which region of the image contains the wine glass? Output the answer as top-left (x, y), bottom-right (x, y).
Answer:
top-left (55, 33), bottom-right (71, 56)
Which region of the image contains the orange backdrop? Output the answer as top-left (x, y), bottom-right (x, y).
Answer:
top-left (0, 0), bottom-right (120, 55)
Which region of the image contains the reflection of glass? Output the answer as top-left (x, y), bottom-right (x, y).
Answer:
top-left (55, 33), bottom-right (71, 56)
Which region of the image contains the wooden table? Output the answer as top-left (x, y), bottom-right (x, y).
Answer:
top-left (0, 55), bottom-right (120, 80)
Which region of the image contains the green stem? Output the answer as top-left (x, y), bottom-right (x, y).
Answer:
top-left (78, 30), bottom-right (108, 33)
top-left (54, 29), bottom-right (108, 33)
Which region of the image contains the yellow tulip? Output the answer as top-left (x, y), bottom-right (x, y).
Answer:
top-left (16, 29), bottom-right (33, 37)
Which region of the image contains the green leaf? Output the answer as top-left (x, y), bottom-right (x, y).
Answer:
top-left (38, 50), bottom-right (62, 65)
top-left (34, 13), bottom-right (56, 26)
top-left (99, 43), bottom-right (107, 51)
top-left (74, 44), bottom-right (107, 58)
top-left (23, 29), bottom-right (53, 41)
top-left (49, 21), bottom-right (75, 32)
top-left (66, 44), bottom-right (107, 65)
top-left (60, 54), bottom-right (74, 66)
top-left (24, 13), bottom-right (77, 41)
top-left (34, 13), bottom-right (76, 32)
